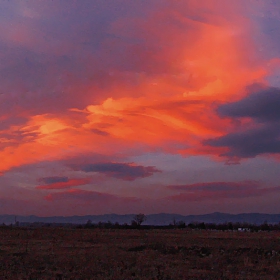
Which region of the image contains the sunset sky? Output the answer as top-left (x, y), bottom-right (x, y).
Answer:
top-left (0, 0), bottom-right (280, 216)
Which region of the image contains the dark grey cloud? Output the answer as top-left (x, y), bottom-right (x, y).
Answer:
top-left (204, 86), bottom-right (280, 159)
top-left (217, 86), bottom-right (280, 122)
top-left (205, 124), bottom-right (280, 158)
top-left (38, 176), bottom-right (69, 184)
top-left (70, 162), bottom-right (161, 181)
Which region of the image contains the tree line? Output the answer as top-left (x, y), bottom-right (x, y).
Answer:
top-left (80, 221), bottom-right (280, 231)
top-left (2, 213), bottom-right (280, 231)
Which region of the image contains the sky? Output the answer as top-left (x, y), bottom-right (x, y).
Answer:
top-left (0, 0), bottom-right (280, 216)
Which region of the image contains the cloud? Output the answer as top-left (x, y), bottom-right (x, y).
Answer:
top-left (0, 116), bottom-right (28, 130)
top-left (0, 0), bottom-right (268, 176)
top-left (0, 0), bottom-right (163, 117)
top-left (0, 0), bottom-right (275, 215)
top-left (38, 176), bottom-right (68, 184)
top-left (167, 181), bottom-right (280, 202)
top-left (204, 86), bottom-right (280, 159)
top-left (44, 188), bottom-right (140, 203)
top-left (70, 162), bottom-right (161, 181)
top-left (217, 86), bottom-right (280, 122)
top-left (168, 181), bottom-right (260, 192)
top-left (204, 124), bottom-right (280, 159)
top-left (36, 178), bottom-right (91, 190)
top-left (91, 129), bottom-right (110, 136)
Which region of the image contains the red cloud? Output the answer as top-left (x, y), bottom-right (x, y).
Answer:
top-left (0, 0), bottom-right (270, 176)
top-left (36, 178), bottom-right (91, 190)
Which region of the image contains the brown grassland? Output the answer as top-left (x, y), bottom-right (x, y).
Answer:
top-left (0, 227), bottom-right (280, 279)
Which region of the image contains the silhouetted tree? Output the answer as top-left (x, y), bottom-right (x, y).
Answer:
top-left (132, 213), bottom-right (147, 227)
top-left (177, 221), bottom-right (186, 229)
top-left (228, 222), bottom-right (233, 230)
top-left (85, 219), bottom-right (93, 228)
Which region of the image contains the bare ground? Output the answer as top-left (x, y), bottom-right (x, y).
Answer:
top-left (0, 228), bottom-right (279, 279)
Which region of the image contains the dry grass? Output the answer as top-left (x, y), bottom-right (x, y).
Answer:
top-left (0, 228), bottom-right (280, 279)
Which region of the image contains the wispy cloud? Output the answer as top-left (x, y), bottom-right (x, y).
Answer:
top-left (70, 162), bottom-right (161, 181)
top-left (167, 181), bottom-right (280, 202)
top-left (44, 188), bottom-right (140, 203)
top-left (36, 178), bottom-right (91, 190)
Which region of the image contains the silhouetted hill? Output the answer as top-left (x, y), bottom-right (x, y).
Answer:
top-left (1, 212), bottom-right (280, 226)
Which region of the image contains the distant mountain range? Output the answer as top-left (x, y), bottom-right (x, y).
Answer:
top-left (1, 212), bottom-right (280, 226)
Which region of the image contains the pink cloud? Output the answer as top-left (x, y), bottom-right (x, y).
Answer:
top-left (167, 181), bottom-right (280, 202)
top-left (44, 188), bottom-right (140, 204)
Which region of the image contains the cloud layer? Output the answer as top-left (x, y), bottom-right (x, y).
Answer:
top-left (0, 1), bottom-right (280, 215)
top-left (70, 162), bottom-right (161, 181)
top-left (36, 177), bottom-right (91, 190)
top-left (204, 86), bottom-right (280, 159)
top-left (167, 181), bottom-right (280, 201)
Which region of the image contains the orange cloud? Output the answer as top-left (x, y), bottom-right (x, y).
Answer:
top-left (0, 0), bottom-right (270, 174)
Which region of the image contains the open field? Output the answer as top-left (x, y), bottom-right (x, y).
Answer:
top-left (0, 228), bottom-right (280, 279)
